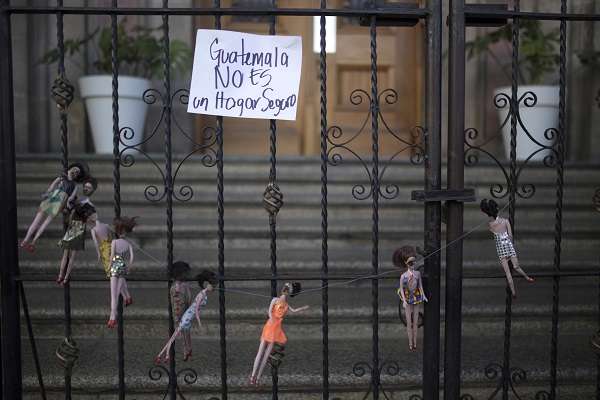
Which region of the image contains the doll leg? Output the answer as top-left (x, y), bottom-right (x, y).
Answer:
top-left (510, 256), bottom-right (534, 282)
top-left (182, 330), bottom-right (192, 360)
top-left (404, 304), bottom-right (415, 349)
top-left (411, 304), bottom-right (421, 350)
top-left (31, 214), bottom-right (54, 244)
top-left (108, 276), bottom-right (120, 326)
top-left (57, 250), bottom-right (69, 283)
top-left (119, 278), bottom-right (132, 305)
top-left (251, 340), bottom-right (269, 383)
top-left (500, 258), bottom-right (516, 297)
top-left (22, 212), bottom-right (45, 244)
top-left (155, 327), bottom-right (182, 363)
top-left (62, 250), bottom-right (77, 284)
top-left (256, 341), bottom-right (275, 382)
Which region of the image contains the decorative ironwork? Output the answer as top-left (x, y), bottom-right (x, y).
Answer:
top-left (483, 362), bottom-right (527, 400)
top-left (268, 343), bottom-right (286, 368)
top-left (119, 88), bottom-right (218, 203)
top-left (263, 181), bottom-right (284, 218)
top-left (55, 337), bottom-right (79, 370)
top-left (148, 365), bottom-right (214, 400)
top-left (51, 74), bottom-right (74, 111)
top-left (351, 360), bottom-right (401, 400)
top-left (326, 88), bottom-right (425, 201)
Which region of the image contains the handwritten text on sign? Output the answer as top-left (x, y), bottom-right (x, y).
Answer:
top-left (187, 29), bottom-right (302, 120)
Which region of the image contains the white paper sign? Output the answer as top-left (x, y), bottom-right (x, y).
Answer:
top-left (187, 29), bottom-right (302, 121)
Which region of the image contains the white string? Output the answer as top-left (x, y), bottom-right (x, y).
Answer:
top-left (102, 200), bottom-right (508, 300)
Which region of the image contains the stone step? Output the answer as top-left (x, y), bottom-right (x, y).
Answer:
top-left (20, 333), bottom-right (597, 396)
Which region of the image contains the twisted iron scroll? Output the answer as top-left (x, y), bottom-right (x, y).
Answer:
top-left (148, 365), bottom-right (219, 400)
top-left (327, 88), bottom-right (425, 201)
top-left (119, 88), bottom-right (217, 203)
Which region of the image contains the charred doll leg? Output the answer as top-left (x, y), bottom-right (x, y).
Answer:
top-left (256, 341), bottom-right (274, 381)
top-left (500, 258), bottom-right (516, 297)
top-left (156, 327), bottom-right (182, 363)
top-left (510, 256), bottom-right (534, 282)
top-left (183, 330), bottom-right (192, 359)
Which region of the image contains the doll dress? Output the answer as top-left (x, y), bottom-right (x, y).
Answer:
top-left (58, 201), bottom-right (96, 251)
top-left (39, 174), bottom-right (76, 218)
top-left (109, 249), bottom-right (130, 278)
top-left (493, 218), bottom-right (517, 260)
top-left (260, 299), bottom-right (289, 344)
top-left (98, 233), bottom-right (113, 278)
top-left (179, 292), bottom-right (207, 331)
top-left (397, 272), bottom-right (424, 305)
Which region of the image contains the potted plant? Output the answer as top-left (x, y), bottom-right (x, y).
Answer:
top-left (467, 20), bottom-right (560, 161)
top-left (41, 19), bottom-right (192, 154)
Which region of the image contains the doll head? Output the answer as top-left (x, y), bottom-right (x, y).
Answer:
top-left (67, 162), bottom-right (89, 183)
top-left (281, 282), bottom-right (302, 298)
top-left (82, 176), bottom-right (98, 197)
top-left (87, 212), bottom-right (98, 228)
top-left (197, 270), bottom-right (217, 291)
top-left (113, 216), bottom-right (138, 238)
top-left (169, 261), bottom-right (191, 281)
top-left (480, 199), bottom-right (499, 219)
top-left (393, 245), bottom-right (417, 270)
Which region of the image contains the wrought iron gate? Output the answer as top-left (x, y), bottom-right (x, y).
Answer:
top-left (1, 1), bottom-right (599, 400)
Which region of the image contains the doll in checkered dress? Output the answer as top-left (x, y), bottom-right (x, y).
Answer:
top-left (481, 199), bottom-right (535, 298)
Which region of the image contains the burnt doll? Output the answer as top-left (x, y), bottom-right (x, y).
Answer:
top-left (169, 261), bottom-right (193, 360)
top-left (57, 176), bottom-right (98, 285)
top-left (480, 199), bottom-right (535, 298)
top-left (21, 162), bottom-right (88, 252)
top-left (155, 270), bottom-right (216, 364)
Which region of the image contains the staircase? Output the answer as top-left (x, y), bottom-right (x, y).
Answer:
top-left (15, 154), bottom-right (600, 399)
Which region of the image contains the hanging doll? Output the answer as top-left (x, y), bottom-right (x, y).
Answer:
top-left (155, 269), bottom-right (216, 364)
top-left (169, 261), bottom-right (193, 361)
top-left (480, 199), bottom-right (534, 298)
top-left (56, 176), bottom-right (98, 285)
top-left (394, 245), bottom-right (427, 351)
top-left (250, 282), bottom-right (309, 385)
top-left (20, 162), bottom-right (88, 252)
top-left (107, 216), bottom-right (138, 328)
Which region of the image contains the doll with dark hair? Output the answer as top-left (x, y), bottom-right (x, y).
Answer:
top-left (250, 282), bottom-right (309, 385)
top-left (21, 162), bottom-right (88, 252)
top-left (155, 270), bottom-right (217, 363)
top-left (480, 199), bottom-right (534, 298)
top-left (56, 176), bottom-right (98, 285)
top-left (169, 261), bottom-right (193, 360)
top-left (393, 245), bottom-right (427, 351)
top-left (107, 216), bottom-right (138, 328)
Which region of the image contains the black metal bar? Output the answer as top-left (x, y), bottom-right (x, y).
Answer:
top-left (369, 10), bottom-right (380, 400)
top-left (444, 0), bottom-right (465, 398)
top-left (423, 0), bottom-right (442, 398)
top-left (214, 1), bottom-right (228, 398)
top-left (161, 2), bottom-right (176, 399)
top-left (19, 283), bottom-right (47, 400)
top-left (411, 189), bottom-right (475, 202)
top-left (109, 2), bottom-right (125, 398)
top-left (5, 6), bottom-right (429, 18)
top-left (547, 1), bottom-right (567, 399)
top-left (319, 1), bottom-right (330, 399)
top-left (0, 5), bottom-right (22, 394)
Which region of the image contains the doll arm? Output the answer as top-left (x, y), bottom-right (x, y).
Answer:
top-left (128, 243), bottom-right (134, 267)
top-left (91, 229), bottom-right (101, 261)
top-left (418, 272), bottom-right (428, 302)
top-left (46, 177), bottom-right (60, 193)
top-left (289, 305), bottom-right (309, 313)
top-left (67, 186), bottom-right (78, 207)
top-left (110, 240), bottom-right (115, 261)
top-left (267, 298), bottom-right (277, 319)
top-left (506, 219), bottom-right (514, 241)
top-left (195, 292), bottom-right (205, 328)
top-left (399, 274), bottom-right (408, 307)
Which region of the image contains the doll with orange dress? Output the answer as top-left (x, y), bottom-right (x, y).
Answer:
top-left (249, 282), bottom-right (309, 385)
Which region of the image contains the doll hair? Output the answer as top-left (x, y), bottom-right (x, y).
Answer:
top-left (393, 245), bottom-right (417, 269)
top-left (113, 216), bottom-right (138, 237)
top-left (168, 261), bottom-right (191, 280)
top-left (197, 270), bottom-right (217, 288)
top-left (82, 176), bottom-right (98, 191)
top-left (282, 282), bottom-right (302, 297)
top-left (480, 199), bottom-right (499, 218)
top-left (67, 161), bottom-right (89, 183)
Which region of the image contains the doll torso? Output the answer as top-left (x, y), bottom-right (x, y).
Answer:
top-left (171, 281), bottom-right (193, 323)
top-left (39, 174), bottom-right (77, 217)
top-left (490, 217), bottom-right (517, 260)
top-left (58, 199), bottom-right (96, 251)
top-left (179, 290), bottom-right (207, 331)
top-left (260, 298), bottom-right (289, 344)
top-left (399, 271), bottom-right (424, 305)
top-left (271, 299), bottom-right (289, 320)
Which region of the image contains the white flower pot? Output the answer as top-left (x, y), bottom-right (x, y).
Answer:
top-left (494, 85), bottom-right (559, 162)
top-left (79, 75), bottom-right (151, 154)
